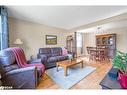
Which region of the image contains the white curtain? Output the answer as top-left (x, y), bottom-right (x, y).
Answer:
top-left (76, 32), bottom-right (83, 55)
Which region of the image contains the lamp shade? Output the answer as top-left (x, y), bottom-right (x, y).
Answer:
top-left (14, 38), bottom-right (23, 45)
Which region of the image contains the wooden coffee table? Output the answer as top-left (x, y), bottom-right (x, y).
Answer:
top-left (56, 58), bottom-right (84, 76)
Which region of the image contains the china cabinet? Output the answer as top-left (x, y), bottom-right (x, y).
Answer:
top-left (96, 34), bottom-right (116, 59)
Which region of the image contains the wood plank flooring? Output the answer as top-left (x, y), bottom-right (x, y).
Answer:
top-left (37, 58), bottom-right (112, 89)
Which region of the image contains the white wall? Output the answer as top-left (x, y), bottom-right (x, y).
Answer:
top-left (83, 27), bottom-right (127, 55)
top-left (9, 17), bottom-right (69, 59)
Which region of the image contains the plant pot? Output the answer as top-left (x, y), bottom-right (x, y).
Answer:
top-left (118, 70), bottom-right (127, 89)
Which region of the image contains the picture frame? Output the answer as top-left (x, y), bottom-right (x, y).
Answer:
top-left (46, 35), bottom-right (57, 45)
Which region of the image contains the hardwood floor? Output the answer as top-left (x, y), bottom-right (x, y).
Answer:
top-left (37, 58), bottom-right (112, 89)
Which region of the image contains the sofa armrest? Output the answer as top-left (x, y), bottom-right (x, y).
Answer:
top-left (37, 54), bottom-right (47, 63)
top-left (2, 67), bottom-right (38, 89)
top-left (6, 67), bottom-right (36, 75)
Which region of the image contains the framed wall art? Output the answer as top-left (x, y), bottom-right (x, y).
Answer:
top-left (46, 35), bottom-right (57, 45)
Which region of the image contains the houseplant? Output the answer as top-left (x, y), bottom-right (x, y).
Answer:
top-left (113, 51), bottom-right (127, 88)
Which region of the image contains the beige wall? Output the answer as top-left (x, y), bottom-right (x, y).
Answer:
top-left (9, 17), bottom-right (69, 60)
top-left (83, 27), bottom-right (127, 55)
top-left (9, 17), bottom-right (127, 59)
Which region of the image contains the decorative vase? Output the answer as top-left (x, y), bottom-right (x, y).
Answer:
top-left (118, 70), bottom-right (127, 89)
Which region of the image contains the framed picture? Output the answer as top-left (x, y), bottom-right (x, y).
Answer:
top-left (46, 35), bottom-right (57, 45)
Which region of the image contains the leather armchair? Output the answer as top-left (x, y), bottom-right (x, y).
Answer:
top-left (0, 48), bottom-right (43, 89)
top-left (1, 66), bottom-right (37, 89)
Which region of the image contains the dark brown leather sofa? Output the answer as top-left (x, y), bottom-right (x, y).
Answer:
top-left (37, 47), bottom-right (72, 69)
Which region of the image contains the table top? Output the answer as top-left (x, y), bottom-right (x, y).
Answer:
top-left (100, 73), bottom-right (122, 89)
top-left (56, 58), bottom-right (83, 67)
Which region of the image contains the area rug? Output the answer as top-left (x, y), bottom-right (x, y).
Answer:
top-left (46, 65), bottom-right (96, 89)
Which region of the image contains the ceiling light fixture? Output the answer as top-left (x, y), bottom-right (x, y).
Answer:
top-left (96, 26), bottom-right (104, 33)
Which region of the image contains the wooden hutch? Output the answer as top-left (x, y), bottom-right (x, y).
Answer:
top-left (96, 34), bottom-right (116, 59)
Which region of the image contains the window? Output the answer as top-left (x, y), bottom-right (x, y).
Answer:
top-left (0, 6), bottom-right (9, 50)
top-left (76, 33), bottom-right (82, 47)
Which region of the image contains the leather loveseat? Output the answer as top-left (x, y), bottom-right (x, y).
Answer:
top-left (37, 47), bottom-right (71, 69)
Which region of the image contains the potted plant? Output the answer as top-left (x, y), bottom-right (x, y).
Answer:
top-left (113, 51), bottom-right (127, 88)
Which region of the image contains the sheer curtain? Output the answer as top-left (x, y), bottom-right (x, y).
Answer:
top-left (76, 32), bottom-right (83, 56)
top-left (0, 6), bottom-right (9, 50)
top-left (77, 33), bottom-right (82, 48)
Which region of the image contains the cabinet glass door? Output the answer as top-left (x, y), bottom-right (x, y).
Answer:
top-left (96, 37), bottom-right (101, 45)
top-left (102, 37), bottom-right (107, 44)
top-left (108, 36), bottom-right (114, 45)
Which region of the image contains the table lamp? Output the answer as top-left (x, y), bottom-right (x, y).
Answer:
top-left (14, 38), bottom-right (23, 45)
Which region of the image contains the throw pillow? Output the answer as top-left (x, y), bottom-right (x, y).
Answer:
top-left (62, 47), bottom-right (68, 56)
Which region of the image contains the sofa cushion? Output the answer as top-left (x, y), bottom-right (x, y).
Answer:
top-left (47, 57), bottom-right (58, 63)
top-left (39, 48), bottom-right (52, 58)
top-left (45, 54), bottom-right (52, 58)
top-left (56, 56), bottom-right (68, 61)
top-left (39, 48), bottom-right (51, 54)
top-left (62, 47), bottom-right (68, 56)
top-left (51, 47), bottom-right (62, 56)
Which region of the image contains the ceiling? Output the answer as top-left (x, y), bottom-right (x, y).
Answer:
top-left (7, 6), bottom-right (127, 30)
top-left (77, 19), bottom-right (127, 33)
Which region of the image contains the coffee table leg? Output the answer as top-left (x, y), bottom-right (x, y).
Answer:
top-left (81, 61), bottom-right (83, 68)
top-left (64, 67), bottom-right (67, 76)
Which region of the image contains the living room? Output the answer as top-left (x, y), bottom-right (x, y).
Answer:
top-left (8, 6), bottom-right (127, 59)
top-left (0, 5), bottom-right (127, 91)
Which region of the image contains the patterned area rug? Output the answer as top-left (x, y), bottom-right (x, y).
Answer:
top-left (46, 65), bottom-right (96, 89)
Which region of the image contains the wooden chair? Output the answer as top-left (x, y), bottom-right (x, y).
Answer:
top-left (86, 47), bottom-right (90, 61)
top-left (103, 48), bottom-right (110, 61)
top-left (86, 47), bottom-right (94, 61)
top-left (87, 47), bottom-right (110, 62)
top-left (98, 48), bottom-right (109, 62)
